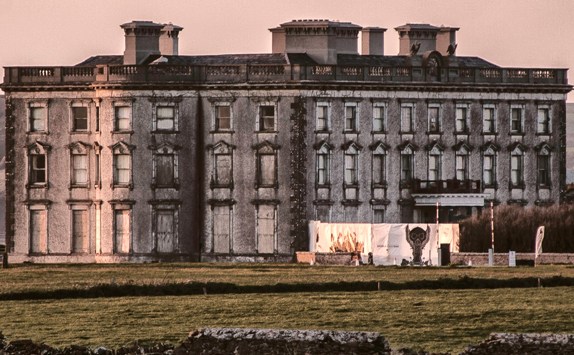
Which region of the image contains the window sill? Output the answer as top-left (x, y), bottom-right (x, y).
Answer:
top-left (210, 130), bottom-right (235, 134)
top-left (26, 183), bottom-right (48, 189)
top-left (343, 130), bottom-right (360, 134)
top-left (69, 184), bottom-right (89, 190)
top-left (152, 130), bottom-right (181, 134)
top-left (426, 131), bottom-right (443, 135)
top-left (152, 183), bottom-right (180, 190)
top-left (26, 131), bottom-right (49, 135)
top-left (111, 130), bottom-right (134, 135)
top-left (316, 184), bottom-right (331, 189)
top-left (509, 183), bottom-right (526, 190)
top-left (454, 130), bottom-right (470, 135)
top-left (509, 132), bottom-right (525, 137)
top-left (69, 131), bottom-right (91, 135)
top-left (371, 131), bottom-right (387, 135)
top-left (314, 130), bottom-right (332, 134)
top-left (481, 132), bottom-right (498, 136)
top-left (343, 183), bottom-right (359, 188)
top-left (255, 184), bottom-right (278, 189)
top-left (537, 184), bottom-right (551, 190)
top-left (112, 183), bottom-right (133, 190)
top-left (256, 130), bottom-right (278, 134)
top-left (535, 132), bottom-right (551, 136)
top-left (210, 182), bottom-right (233, 190)
top-left (372, 182), bottom-right (388, 189)
top-left (399, 131), bottom-right (415, 135)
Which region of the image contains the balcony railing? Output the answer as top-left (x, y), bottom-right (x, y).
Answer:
top-left (2, 64), bottom-right (569, 86)
top-left (412, 179), bottom-right (482, 194)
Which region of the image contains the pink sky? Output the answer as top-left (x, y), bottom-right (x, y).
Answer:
top-left (1, 0), bottom-right (572, 100)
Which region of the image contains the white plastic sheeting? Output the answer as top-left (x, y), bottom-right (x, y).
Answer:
top-left (309, 221), bottom-right (459, 266)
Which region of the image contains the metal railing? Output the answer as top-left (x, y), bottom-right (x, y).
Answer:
top-left (412, 179), bottom-right (482, 194)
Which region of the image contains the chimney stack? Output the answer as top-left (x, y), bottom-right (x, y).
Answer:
top-left (361, 27), bottom-right (386, 56)
top-left (121, 21), bottom-right (183, 65)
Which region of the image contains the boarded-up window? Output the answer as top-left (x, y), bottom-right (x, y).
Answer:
top-left (72, 154), bottom-right (88, 185)
top-left (216, 106), bottom-right (231, 130)
top-left (115, 106), bottom-right (130, 131)
top-left (156, 106), bottom-right (175, 131)
top-left (344, 207), bottom-right (358, 223)
top-left (401, 106), bottom-right (413, 132)
top-left (72, 107), bottom-right (88, 131)
top-left (156, 210), bottom-right (175, 253)
top-left (374, 209), bottom-right (385, 224)
top-left (114, 154), bottom-right (130, 184)
top-left (259, 154), bottom-right (276, 186)
top-left (30, 210), bottom-right (47, 253)
top-left (257, 205), bottom-right (275, 254)
top-left (30, 155), bottom-right (46, 184)
top-left (114, 210), bottom-right (130, 253)
top-left (315, 205), bottom-right (330, 222)
top-left (213, 206), bottom-right (230, 254)
top-left (72, 210), bottom-right (88, 253)
top-left (30, 107), bottom-right (45, 132)
top-left (156, 154), bottom-right (174, 186)
top-left (373, 154), bottom-right (385, 184)
top-left (215, 154), bottom-right (232, 185)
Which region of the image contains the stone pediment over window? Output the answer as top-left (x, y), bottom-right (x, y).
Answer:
top-left (67, 141), bottom-right (91, 154)
top-left (452, 140), bottom-right (474, 154)
top-left (534, 142), bottom-right (553, 154)
top-left (369, 140), bottom-right (390, 153)
top-left (252, 140), bottom-right (280, 153)
top-left (507, 141), bottom-right (528, 154)
top-left (109, 141), bottom-right (136, 154)
top-left (396, 140), bottom-right (418, 154)
top-left (424, 140), bottom-right (445, 154)
top-left (341, 141), bottom-right (363, 152)
top-left (313, 140), bottom-right (333, 151)
top-left (208, 141), bottom-right (235, 154)
top-left (149, 141), bottom-right (182, 154)
top-left (24, 141), bottom-right (51, 154)
top-left (480, 141), bottom-right (500, 155)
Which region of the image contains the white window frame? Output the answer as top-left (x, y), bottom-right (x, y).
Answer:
top-left (400, 145), bottom-right (415, 184)
top-left (372, 102), bottom-right (387, 133)
top-left (427, 103), bottom-right (442, 133)
top-left (482, 147), bottom-right (497, 188)
top-left (344, 144), bottom-right (359, 186)
top-left (255, 142), bottom-right (278, 188)
top-left (25, 142), bottom-right (50, 188)
top-left (428, 151), bottom-right (442, 181)
top-left (537, 145), bottom-right (552, 188)
top-left (110, 142), bottom-right (136, 189)
top-left (455, 104), bottom-right (470, 133)
top-left (482, 104), bottom-right (497, 134)
top-left (113, 101), bottom-right (133, 132)
top-left (27, 101), bottom-right (49, 133)
top-left (455, 151), bottom-right (470, 181)
top-left (371, 143), bottom-right (387, 187)
top-left (510, 146), bottom-right (525, 188)
top-left (113, 208), bottom-right (131, 254)
top-left (315, 142), bottom-right (331, 187)
top-left (256, 102), bottom-right (277, 132)
top-left (214, 103), bottom-right (233, 131)
top-left (69, 101), bottom-right (90, 133)
top-left (152, 102), bottom-right (178, 132)
top-left (400, 103), bottom-right (415, 133)
top-left (510, 104), bottom-right (525, 134)
top-left (316, 102), bottom-right (330, 131)
top-left (69, 142), bottom-right (90, 188)
top-left (537, 105), bottom-right (551, 134)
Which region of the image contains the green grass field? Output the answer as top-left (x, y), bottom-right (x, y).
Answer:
top-left (1, 263), bottom-right (574, 353)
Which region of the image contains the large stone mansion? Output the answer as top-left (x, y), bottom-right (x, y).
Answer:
top-left (2, 19), bottom-right (571, 262)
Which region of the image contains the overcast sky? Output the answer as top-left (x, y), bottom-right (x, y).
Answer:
top-left (1, 0), bottom-right (572, 100)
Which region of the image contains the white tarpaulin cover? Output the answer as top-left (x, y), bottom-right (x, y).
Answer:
top-left (309, 222), bottom-right (459, 266)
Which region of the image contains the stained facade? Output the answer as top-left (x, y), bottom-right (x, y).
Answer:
top-left (2, 20), bottom-right (571, 262)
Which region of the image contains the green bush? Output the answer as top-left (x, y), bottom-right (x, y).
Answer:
top-left (459, 204), bottom-right (574, 253)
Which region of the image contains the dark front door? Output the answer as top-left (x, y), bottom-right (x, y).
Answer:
top-left (440, 243), bottom-right (450, 265)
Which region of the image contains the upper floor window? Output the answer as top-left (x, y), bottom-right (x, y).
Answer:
top-left (26, 141), bottom-right (50, 188)
top-left (401, 103), bottom-right (414, 133)
top-left (509, 143), bottom-right (526, 188)
top-left (537, 106), bottom-right (551, 134)
top-left (28, 101), bottom-right (48, 133)
top-left (345, 103), bottom-right (358, 131)
top-left (316, 102), bottom-right (330, 131)
top-left (370, 141), bottom-right (389, 187)
top-left (114, 105), bottom-right (131, 131)
top-left (258, 105), bottom-right (276, 132)
top-left (481, 143), bottom-right (499, 188)
top-left (315, 142), bottom-right (332, 186)
top-left (343, 143), bottom-right (360, 185)
top-left (536, 143), bottom-right (552, 188)
top-left (510, 105), bottom-right (524, 134)
top-left (216, 105), bottom-right (232, 131)
top-left (428, 104), bottom-right (441, 133)
top-left (482, 104), bottom-right (496, 133)
top-left (211, 141), bottom-right (233, 188)
top-left (156, 106), bottom-right (176, 131)
top-left (110, 141), bottom-right (136, 188)
top-left (255, 141), bottom-right (279, 187)
top-left (69, 142), bottom-right (90, 187)
top-left (455, 104), bottom-right (470, 133)
top-left (151, 142), bottom-right (180, 189)
top-left (398, 142), bottom-right (417, 185)
top-left (427, 143), bottom-right (444, 181)
top-left (372, 103), bottom-right (386, 132)
top-left (71, 106), bottom-right (88, 132)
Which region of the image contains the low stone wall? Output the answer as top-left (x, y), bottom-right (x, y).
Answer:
top-left (296, 252), bottom-right (358, 265)
top-left (460, 333), bottom-right (574, 354)
top-left (452, 253), bottom-right (574, 266)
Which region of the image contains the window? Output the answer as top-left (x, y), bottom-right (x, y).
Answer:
top-left (537, 106), bottom-right (550, 134)
top-left (72, 106), bottom-right (88, 131)
top-left (156, 209), bottom-right (175, 253)
top-left (371, 142), bottom-right (388, 186)
top-left (455, 105), bottom-right (469, 133)
top-left (114, 210), bottom-right (130, 253)
top-left (72, 154), bottom-right (88, 185)
top-left (315, 205), bottom-right (331, 222)
top-left (373, 209), bottom-right (385, 223)
top-left (510, 105), bottom-right (524, 134)
top-left (429, 154), bottom-right (440, 181)
top-left (29, 105), bottom-right (47, 132)
top-left (255, 141), bottom-right (278, 187)
top-left (257, 205), bottom-right (276, 254)
top-left (151, 143), bottom-right (179, 188)
top-left (345, 104), bottom-right (358, 131)
top-left (94, 143), bottom-right (102, 188)
top-left (315, 142), bottom-right (331, 186)
top-left (216, 105), bottom-right (232, 130)
top-left (156, 106), bottom-right (175, 131)
top-left (258, 105), bottom-right (276, 131)
top-left (537, 144), bottom-right (552, 187)
top-left (114, 106), bottom-right (131, 131)
top-left (213, 205), bottom-right (231, 254)
top-left (156, 154), bottom-right (174, 186)
top-left (345, 153), bottom-right (357, 184)
top-left (26, 142), bottom-right (50, 187)
top-left (401, 104), bottom-right (414, 132)
top-left (29, 208), bottom-right (47, 254)
top-left (316, 103), bottom-right (329, 131)
top-left (456, 154), bottom-right (469, 180)
top-left (373, 104), bottom-right (386, 132)
top-left (401, 154), bottom-right (413, 182)
top-left (111, 142), bottom-right (135, 187)
top-left (483, 154), bottom-right (496, 187)
top-left (211, 142), bottom-right (233, 187)
top-left (72, 209), bottom-right (88, 253)
top-left (428, 105), bottom-right (440, 133)
top-left (511, 155), bottom-right (523, 186)
top-left (482, 105), bottom-right (496, 133)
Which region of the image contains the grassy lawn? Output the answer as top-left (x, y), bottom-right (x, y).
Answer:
top-left (1, 263), bottom-right (574, 353)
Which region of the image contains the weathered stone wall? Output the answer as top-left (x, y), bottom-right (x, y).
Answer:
top-left (451, 252), bottom-right (574, 266)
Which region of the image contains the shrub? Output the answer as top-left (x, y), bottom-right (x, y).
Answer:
top-left (459, 204), bottom-right (574, 253)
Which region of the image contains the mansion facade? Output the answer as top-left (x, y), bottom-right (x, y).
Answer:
top-left (2, 20), bottom-right (571, 262)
